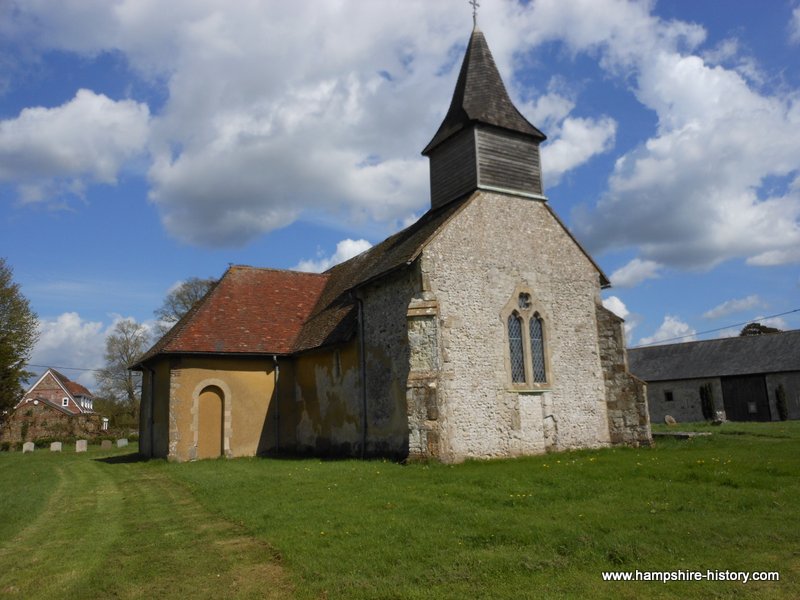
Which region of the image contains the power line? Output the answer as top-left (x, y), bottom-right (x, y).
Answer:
top-left (25, 363), bottom-right (104, 373)
top-left (632, 308), bottom-right (800, 348)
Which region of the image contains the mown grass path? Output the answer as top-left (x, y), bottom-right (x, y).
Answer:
top-left (0, 449), bottom-right (292, 599)
top-left (3, 423), bottom-right (800, 599)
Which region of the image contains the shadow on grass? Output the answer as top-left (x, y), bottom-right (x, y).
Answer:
top-left (94, 453), bottom-right (149, 464)
top-left (257, 449), bottom-right (409, 464)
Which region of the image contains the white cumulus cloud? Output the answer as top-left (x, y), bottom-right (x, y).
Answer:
top-left (2, 0), bottom-right (631, 247)
top-left (542, 116), bottom-right (617, 186)
top-left (602, 295), bottom-right (629, 320)
top-left (29, 312), bottom-right (158, 391)
top-left (295, 238), bottom-right (373, 273)
top-left (638, 315), bottom-right (697, 346)
top-left (29, 312), bottom-right (107, 390)
top-left (702, 295), bottom-right (764, 319)
top-left (0, 89), bottom-right (150, 205)
top-left (550, 0), bottom-right (800, 271)
top-left (790, 4), bottom-right (800, 45)
top-left (610, 258), bottom-right (662, 288)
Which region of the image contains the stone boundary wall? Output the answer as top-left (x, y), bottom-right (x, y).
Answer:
top-left (0, 401), bottom-right (105, 445)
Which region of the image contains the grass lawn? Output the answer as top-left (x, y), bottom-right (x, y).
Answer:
top-left (1, 422), bottom-right (799, 598)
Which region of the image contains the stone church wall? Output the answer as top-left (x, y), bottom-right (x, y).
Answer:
top-left (359, 267), bottom-right (421, 457)
top-left (421, 191), bottom-right (612, 462)
top-left (595, 304), bottom-right (651, 445)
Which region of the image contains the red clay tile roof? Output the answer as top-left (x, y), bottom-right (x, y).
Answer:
top-left (293, 195), bottom-right (472, 352)
top-left (136, 266), bottom-right (329, 362)
top-left (51, 369), bottom-right (93, 398)
top-left (134, 199), bottom-right (470, 366)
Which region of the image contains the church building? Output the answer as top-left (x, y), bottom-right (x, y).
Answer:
top-left (133, 25), bottom-right (651, 462)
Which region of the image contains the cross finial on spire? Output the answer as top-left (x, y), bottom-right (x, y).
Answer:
top-left (469, 0), bottom-right (480, 27)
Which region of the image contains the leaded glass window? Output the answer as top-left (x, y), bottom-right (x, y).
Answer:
top-left (529, 314), bottom-right (546, 383)
top-left (504, 288), bottom-right (550, 388)
top-left (508, 313), bottom-right (526, 383)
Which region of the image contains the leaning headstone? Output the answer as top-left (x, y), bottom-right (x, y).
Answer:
top-left (76, 439), bottom-right (88, 453)
top-left (117, 438), bottom-right (129, 448)
top-left (100, 440), bottom-right (113, 450)
top-left (664, 415), bottom-right (677, 426)
top-left (50, 442), bottom-right (62, 452)
top-left (22, 441), bottom-right (35, 453)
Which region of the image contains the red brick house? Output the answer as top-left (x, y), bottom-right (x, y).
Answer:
top-left (19, 368), bottom-right (96, 414)
top-left (0, 369), bottom-right (107, 446)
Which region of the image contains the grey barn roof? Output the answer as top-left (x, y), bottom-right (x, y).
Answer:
top-left (628, 330), bottom-right (800, 382)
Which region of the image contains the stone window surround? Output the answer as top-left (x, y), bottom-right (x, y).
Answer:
top-left (62, 397), bottom-right (69, 407)
top-left (501, 285), bottom-right (552, 391)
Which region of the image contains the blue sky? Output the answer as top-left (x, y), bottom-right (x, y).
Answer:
top-left (1, 0), bottom-right (799, 389)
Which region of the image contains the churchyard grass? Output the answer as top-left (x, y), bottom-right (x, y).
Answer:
top-left (1, 422), bottom-right (799, 598)
top-left (0, 444), bottom-right (292, 599)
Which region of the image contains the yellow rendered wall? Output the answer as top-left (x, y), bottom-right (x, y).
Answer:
top-left (293, 341), bottom-right (363, 456)
top-left (164, 356), bottom-right (278, 462)
top-left (152, 358), bottom-right (172, 458)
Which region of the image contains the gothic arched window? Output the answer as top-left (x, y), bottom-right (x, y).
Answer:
top-left (503, 289), bottom-right (550, 389)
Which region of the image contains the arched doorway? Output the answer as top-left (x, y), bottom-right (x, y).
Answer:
top-left (197, 385), bottom-right (224, 459)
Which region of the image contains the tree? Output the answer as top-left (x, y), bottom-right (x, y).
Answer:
top-left (95, 319), bottom-right (150, 423)
top-left (154, 277), bottom-right (216, 334)
top-left (0, 258), bottom-right (38, 418)
top-left (739, 322), bottom-right (781, 336)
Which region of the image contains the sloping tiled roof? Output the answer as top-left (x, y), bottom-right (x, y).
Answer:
top-left (136, 266), bottom-right (329, 363)
top-left (293, 195), bottom-right (471, 352)
top-left (628, 330), bottom-right (800, 382)
top-left (422, 27), bottom-right (545, 155)
top-left (51, 369), bottom-right (93, 398)
top-left (134, 188), bottom-right (611, 364)
top-left (134, 196), bottom-right (471, 364)
top-left (21, 396), bottom-right (76, 416)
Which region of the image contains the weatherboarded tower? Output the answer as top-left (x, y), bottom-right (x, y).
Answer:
top-left (422, 26), bottom-right (546, 208)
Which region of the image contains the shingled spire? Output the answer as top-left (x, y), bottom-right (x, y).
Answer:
top-left (422, 27), bottom-right (547, 209)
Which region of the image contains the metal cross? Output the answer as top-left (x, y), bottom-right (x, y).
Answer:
top-left (469, 0), bottom-right (480, 26)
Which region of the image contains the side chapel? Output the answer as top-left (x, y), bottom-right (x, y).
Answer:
top-left (133, 24), bottom-right (651, 462)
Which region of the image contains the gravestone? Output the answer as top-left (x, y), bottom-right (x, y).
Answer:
top-left (76, 439), bottom-right (88, 453)
top-left (117, 438), bottom-right (129, 448)
top-left (50, 442), bottom-right (62, 452)
top-left (22, 442), bottom-right (34, 453)
top-left (664, 415), bottom-right (677, 426)
top-left (101, 440), bottom-right (113, 450)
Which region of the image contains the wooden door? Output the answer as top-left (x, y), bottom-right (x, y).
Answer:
top-left (721, 375), bottom-right (771, 422)
top-left (197, 386), bottom-right (223, 459)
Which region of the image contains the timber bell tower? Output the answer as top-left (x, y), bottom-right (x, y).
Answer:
top-left (422, 26), bottom-right (547, 209)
